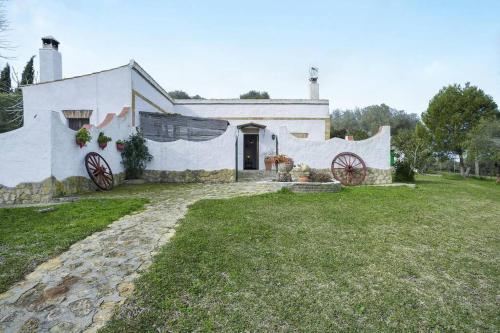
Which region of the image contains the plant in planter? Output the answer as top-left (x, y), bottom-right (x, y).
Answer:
top-left (291, 163), bottom-right (311, 182)
top-left (275, 155), bottom-right (294, 172)
top-left (115, 139), bottom-right (125, 152)
top-left (121, 130), bottom-right (152, 179)
top-left (264, 155), bottom-right (276, 171)
top-left (75, 128), bottom-right (91, 148)
top-left (97, 132), bottom-right (112, 149)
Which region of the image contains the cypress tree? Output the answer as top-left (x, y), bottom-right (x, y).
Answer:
top-left (20, 56), bottom-right (35, 86)
top-left (0, 63), bottom-right (11, 93)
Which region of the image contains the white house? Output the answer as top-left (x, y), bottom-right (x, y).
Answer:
top-left (0, 37), bottom-right (391, 204)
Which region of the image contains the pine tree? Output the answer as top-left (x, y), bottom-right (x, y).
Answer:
top-left (0, 63), bottom-right (11, 93)
top-left (20, 56), bottom-right (35, 86)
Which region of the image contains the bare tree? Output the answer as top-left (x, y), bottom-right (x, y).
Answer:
top-left (0, 0), bottom-right (13, 59)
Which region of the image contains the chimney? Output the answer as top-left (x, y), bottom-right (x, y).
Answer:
top-left (309, 66), bottom-right (319, 99)
top-left (39, 36), bottom-right (62, 82)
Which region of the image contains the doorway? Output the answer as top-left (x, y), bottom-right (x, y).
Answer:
top-left (243, 134), bottom-right (259, 170)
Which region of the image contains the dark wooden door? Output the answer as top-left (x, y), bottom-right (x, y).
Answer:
top-left (243, 134), bottom-right (259, 170)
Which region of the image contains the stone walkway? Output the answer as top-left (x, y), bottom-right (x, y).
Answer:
top-left (0, 182), bottom-right (281, 333)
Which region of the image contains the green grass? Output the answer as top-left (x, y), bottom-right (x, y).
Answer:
top-left (103, 176), bottom-right (499, 332)
top-left (0, 198), bottom-right (148, 293)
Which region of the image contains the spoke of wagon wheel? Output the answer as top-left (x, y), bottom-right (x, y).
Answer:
top-left (335, 158), bottom-right (347, 167)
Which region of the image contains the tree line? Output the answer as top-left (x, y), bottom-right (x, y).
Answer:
top-left (333, 84), bottom-right (499, 179)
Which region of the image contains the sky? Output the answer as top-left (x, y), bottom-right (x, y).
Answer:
top-left (2, 0), bottom-right (499, 115)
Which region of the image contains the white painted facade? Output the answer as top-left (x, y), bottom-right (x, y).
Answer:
top-left (0, 37), bottom-right (391, 192)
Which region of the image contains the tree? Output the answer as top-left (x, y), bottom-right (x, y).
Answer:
top-left (0, 63), bottom-right (10, 92)
top-left (422, 83), bottom-right (498, 176)
top-left (0, 92), bottom-right (23, 133)
top-left (392, 122), bottom-right (432, 174)
top-left (466, 118), bottom-right (500, 177)
top-left (20, 56), bottom-right (35, 86)
top-left (168, 90), bottom-right (191, 99)
top-left (330, 104), bottom-right (418, 138)
top-left (240, 90), bottom-right (270, 99)
top-left (168, 90), bottom-right (204, 99)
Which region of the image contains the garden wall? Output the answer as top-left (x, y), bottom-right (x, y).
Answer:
top-left (0, 109), bottom-right (133, 204)
top-left (279, 126), bottom-right (392, 184)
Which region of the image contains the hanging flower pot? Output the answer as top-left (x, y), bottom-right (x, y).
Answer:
top-left (97, 132), bottom-right (112, 150)
top-left (75, 128), bottom-right (91, 148)
top-left (116, 140), bottom-right (125, 152)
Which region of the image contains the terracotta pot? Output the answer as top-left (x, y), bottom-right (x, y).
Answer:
top-left (116, 143), bottom-right (125, 152)
top-left (76, 138), bottom-right (86, 148)
top-left (298, 175), bottom-right (310, 183)
top-left (264, 158), bottom-right (274, 171)
top-left (278, 160), bottom-right (293, 173)
top-left (98, 142), bottom-right (108, 149)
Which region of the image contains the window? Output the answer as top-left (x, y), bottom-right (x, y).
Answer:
top-left (68, 118), bottom-right (90, 131)
top-left (62, 110), bottom-right (93, 130)
top-left (291, 132), bottom-right (309, 139)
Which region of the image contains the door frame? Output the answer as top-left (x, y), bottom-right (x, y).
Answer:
top-left (243, 133), bottom-right (259, 170)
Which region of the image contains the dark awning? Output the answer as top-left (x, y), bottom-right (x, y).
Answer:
top-left (237, 122), bottom-right (266, 130)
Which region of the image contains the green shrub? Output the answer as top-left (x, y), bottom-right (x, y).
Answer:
top-left (393, 160), bottom-right (415, 182)
top-left (121, 130), bottom-right (152, 179)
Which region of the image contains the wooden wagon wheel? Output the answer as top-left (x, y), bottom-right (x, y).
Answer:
top-left (331, 152), bottom-right (367, 186)
top-left (85, 152), bottom-right (114, 191)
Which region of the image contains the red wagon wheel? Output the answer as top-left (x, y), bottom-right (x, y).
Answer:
top-left (85, 152), bottom-right (114, 190)
top-left (331, 152), bottom-right (367, 186)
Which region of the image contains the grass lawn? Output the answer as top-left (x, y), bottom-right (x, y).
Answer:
top-left (103, 176), bottom-right (499, 332)
top-left (0, 198), bottom-right (148, 293)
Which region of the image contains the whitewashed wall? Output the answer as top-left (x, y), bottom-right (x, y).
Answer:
top-left (22, 65), bottom-right (132, 126)
top-left (0, 112), bottom-right (52, 187)
top-left (0, 109), bottom-right (133, 188)
top-left (50, 111), bottom-right (133, 180)
top-left (131, 66), bottom-right (175, 126)
top-left (174, 101), bottom-right (329, 142)
top-left (146, 126), bottom-right (237, 171)
top-left (279, 126), bottom-right (391, 170)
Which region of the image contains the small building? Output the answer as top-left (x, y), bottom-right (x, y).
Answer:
top-left (0, 37), bottom-right (391, 204)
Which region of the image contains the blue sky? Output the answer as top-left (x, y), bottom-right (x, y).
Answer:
top-left (3, 0), bottom-right (500, 115)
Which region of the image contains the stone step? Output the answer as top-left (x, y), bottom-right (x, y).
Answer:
top-left (237, 170), bottom-right (277, 182)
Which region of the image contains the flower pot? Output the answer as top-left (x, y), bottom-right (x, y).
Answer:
top-left (264, 158), bottom-right (274, 171)
top-left (76, 138), bottom-right (86, 148)
top-left (98, 142), bottom-right (108, 150)
top-left (116, 143), bottom-right (125, 152)
top-left (278, 161), bottom-right (293, 173)
top-left (298, 175), bottom-right (310, 183)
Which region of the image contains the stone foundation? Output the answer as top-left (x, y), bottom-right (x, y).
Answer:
top-left (312, 167), bottom-right (392, 185)
top-left (0, 173), bottom-right (125, 205)
top-left (142, 169), bottom-right (234, 184)
top-left (281, 181), bottom-right (341, 193)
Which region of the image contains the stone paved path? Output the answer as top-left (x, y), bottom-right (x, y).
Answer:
top-left (0, 182), bottom-right (281, 333)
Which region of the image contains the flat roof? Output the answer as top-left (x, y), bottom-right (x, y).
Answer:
top-left (175, 99), bottom-right (329, 105)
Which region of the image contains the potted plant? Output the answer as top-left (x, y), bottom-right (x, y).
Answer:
top-left (264, 155), bottom-right (275, 171)
top-left (97, 132), bottom-right (112, 150)
top-left (75, 128), bottom-right (91, 148)
top-left (291, 163), bottom-right (311, 182)
top-left (275, 154), bottom-right (293, 172)
top-left (116, 139), bottom-right (125, 152)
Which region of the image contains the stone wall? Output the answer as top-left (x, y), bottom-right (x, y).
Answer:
top-left (312, 168), bottom-right (392, 185)
top-left (142, 169), bottom-right (234, 184)
top-left (0, 173), bottom-right (125, 205)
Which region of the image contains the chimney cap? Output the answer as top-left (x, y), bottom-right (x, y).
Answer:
top-left (41, 36), bottom-right (59, 50)
top-left (309, 66), bottom-right (318, 82)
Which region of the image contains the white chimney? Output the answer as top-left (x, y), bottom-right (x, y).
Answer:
top-left (309, 66), bottom-right (319, 99)
top-left (39, 36), bottom-right (62, 82)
